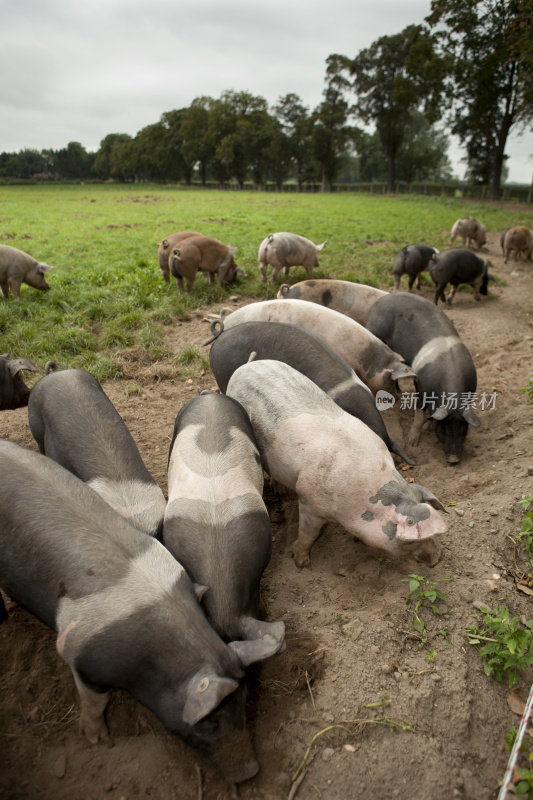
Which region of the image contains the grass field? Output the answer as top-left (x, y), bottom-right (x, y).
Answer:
top-left (1, 184), bottom-right (532, 379)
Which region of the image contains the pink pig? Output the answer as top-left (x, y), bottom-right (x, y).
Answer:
top-left (226, 359), bottom-right (446, 567)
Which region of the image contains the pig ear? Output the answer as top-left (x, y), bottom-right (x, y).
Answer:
top-left (38, 263), bottom-right (54, 273)
top-left (463, 407), bottom-right (481, 427)
top-left (278, 284), bottom-right (290, 297)
top-left (161, 239), bottom-right (168, 248)
top-left (7, 358), bottom-right (39, 376)
top-left (411, 483), bottom-right (447, 512)
top-left (228, 246), bottom-right (237, 254)
top-left (431, 407), bottom-right (449, 421)
top-left (193, 584), bottom-right (209, 602)
top-left (183, 674), bottom-right (239, 726)
top-left (316, 241), bottom-right (327, 252)
top-left (228, 634), bottom-right (284, 668)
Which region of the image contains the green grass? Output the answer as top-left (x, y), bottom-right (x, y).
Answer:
top-left (1, 184), bottom-right (531, 380)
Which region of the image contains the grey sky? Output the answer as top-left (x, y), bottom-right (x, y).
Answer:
top-left (1, 0), bottom-right (532, 182)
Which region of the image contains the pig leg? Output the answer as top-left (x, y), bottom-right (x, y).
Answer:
top-left (407, 408), bottom-right (427, 447)
top-left (446, 285), bottom-right (457, 304)
top-left (174, 275), bottom-right (185, 294)
top-left (72, 669), bottom-right (111, 744)
top-left (433, 283), bottom-right (446, 305)
top-left (291, 501), bottom-right (328, 567)
top-left (259, 261), bottom-right (268, 282)
top-left (472, 278), bottom-right (483, 300)
top-left (408, 274), bottom-right (416, 291)
top-left (185, 274), bottom-right (196, 294)
top-left (0, 279), bottom-right (9, 299)
top-left (7, 277), bottom-right (21, 300)
top-left (393, 275), bottom-right (401, 291)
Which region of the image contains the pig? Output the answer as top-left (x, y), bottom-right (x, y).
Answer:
top-left (277, 279), bottom-right (387, 325)
top-left (208, 319), bottom-right (415, 464)
top-left (503, 226), bottom-right (533, 262)
top-left (0, 354), bottom-right (38, 410)
top-left (209, 299), bottom-right (417, 396)
top-left (169, 235), bottom-right (238, 295)
top-left (428, 248), bottom-right (489, 305)
top-left (258, 232), bottom-right (326, 284)
top-left (0, 440), bottom-right (261, 783)
top-left (157, 231), bottom-right (202, 282)
top-left (0, 244), bottom-right (54, 299)
top-left (450, 217), bottom-right (487, 249)
top-left (500, 227), bottom-right (510, 254)
top-left (392, 244), bottom-right (439, 291)
top-left (366, 292), bottom-right (480, 464)
top-left (164, 392), bottom-right (285, 654)
top-left (28, 368), bottom-right (167, 539)
top-left (225, 360), bottom-right (446, 567)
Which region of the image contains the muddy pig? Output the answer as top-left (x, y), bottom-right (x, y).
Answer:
top-left (0, 354), bottom-right (38, 410)
top-left (169, 235), bottom-right (237, 294)
top-left (428, 249), bottom-right (489, 305)
top-left (366, 292), bottom-right (480, 463)
top-left (258, 232), bottom-right (326, 283)
top-left (450, 217), bottom-right (487, 249)
top-left (0, 440), bottom-right (260, 782)
top-left (0, 244), bottom-right (54, 299)
top-left (226, 360), bottom-right (446, 567)
top-left (207, 319), bottom-right (414, 464)
top-left (211, 299), bottom-right (417, 396)
top-left (164, 392), bottom-right (285, 655)
top-left (157, 231), bottom-right (202, 282)
top-left (392, 244), bottom-right (439, 291)
top-left (503, 226), bottom-right (533, 262)
top-left (277, 279), bottom-right (386, 325)
top-left (28, 368), bottom-right (167, 538)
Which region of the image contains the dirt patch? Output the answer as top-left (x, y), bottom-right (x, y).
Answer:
top-left (1, 232), bottom-right (533, 800)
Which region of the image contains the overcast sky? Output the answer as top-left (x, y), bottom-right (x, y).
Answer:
top-left (2, 0), bottom-right (532, 182)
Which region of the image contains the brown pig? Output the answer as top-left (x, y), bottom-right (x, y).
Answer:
top-left (157, 231), bottom-right (201, 282)
top-left (0, 244), bottom-right (54, 299)
top-left (169, 235), bottom-right (238, 295)
top-left (503, 226), bottom-right (533, 263)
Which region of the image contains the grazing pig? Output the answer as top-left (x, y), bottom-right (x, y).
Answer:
top-left (169, 235), bottom-right (238, 294)
top-left (0, 440), bottom-right (260, 783)
top-left (277, 279), bottom-right (387, 325)
top-left (226, 360), bottom-right (446, 567)
top-left (450, 217), bottom-right (487, 249)
top-left (28, 368), bottom-right (167, 538)
top-left (157, 231), bottom-right (202, 282)
top-left (0, 244), bottom-right (54, 299)
top-left (210, 299), bottom-right (417, 396)
top-left (366, 292), bottom-right (480, 464)
top-left (500, 227), bottom-right (510, 254)
top-left (0, 354), bottom-right (38, 410)
top-left (503, 226), bottom-right (533, 262)
top-left (208, 319), bottom-right (415, 464)
top-left (164, 392), bottom-right (285, 655)
top-left (392, 244), bottom-right (439, 291)
top-left (258, 232), bottom-right (326, 284)
top-left (429, 249), bottom-right (489, 305)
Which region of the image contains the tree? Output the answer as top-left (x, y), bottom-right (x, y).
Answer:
top-left (427, 0), bottom-right (533, 197)
top-left (53, 141), bottom-right (92, 180)
top-left (93, 134), bottom-right (133, 181)
top-left (312, 67), bottom-right (354, 191)
top-left (273, 94), bottom-right (314, 188)
top-left (331, 25), bottom-right (446, 192)
top-left (179, 98), bottom-right (215, 184)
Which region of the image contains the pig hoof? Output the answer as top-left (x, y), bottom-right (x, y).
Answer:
top-left (407, 434), bottom-right (420, 447)
top-left (80, 719), bottom-right (109, 744)
top-left (292, 546), bottom-right (311, 569)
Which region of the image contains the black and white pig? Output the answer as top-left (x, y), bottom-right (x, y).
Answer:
top-left (28, 368), bottom-right (167, 538)
top-left (276, 279), bottom-right (386, 325)
top-left (226, 360), bottom-right (446, 568)
top-left (0, 440), bottom-right (261, 783)
top-left (207, 319), bottom-right (415, 465)
top-left (163, 392), bottom-right (285, 657)
top-left (392, 244), bottom-right (439, 292)
top-left (210, 299), bottom-right (417, 396)
top-left (428, 249), bottom-right (489, 305)
top-left (365, 292), bottom-right (480, 464)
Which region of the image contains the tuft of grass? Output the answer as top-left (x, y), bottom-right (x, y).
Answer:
top-left (467, 605), bottom-right (533, 688)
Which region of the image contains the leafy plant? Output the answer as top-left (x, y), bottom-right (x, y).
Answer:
top-left (403, 573), bottom-right (452, 638)
top-left (521, 377), bottom-right (533, 405)
top-left (515, 496), bottom-right (533, 588)
top-left (505, 727), bottom-right (533, 798)
top-left (467, 606), bottom-right (533, 688)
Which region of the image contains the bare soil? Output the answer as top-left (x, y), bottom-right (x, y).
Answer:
top-left (1, 231), bottom-right (532, 800)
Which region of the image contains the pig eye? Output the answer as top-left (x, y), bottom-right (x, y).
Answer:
top-left (406, 518), bottom-right (415, 526)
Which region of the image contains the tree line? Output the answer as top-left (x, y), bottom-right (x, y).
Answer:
top-left (2, 0), bottom-right (531, 200)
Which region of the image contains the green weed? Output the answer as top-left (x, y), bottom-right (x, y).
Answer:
top-left (403, 573), bottom-right (452, 641)
top-left (467, 606), bottom-right (533, 688)
top-left (505, 727), bottom-right (533, 798)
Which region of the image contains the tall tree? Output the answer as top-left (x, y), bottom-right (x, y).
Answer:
top-left (53, 141), bottom-right (92, 180)
top-left (330, 25), bottom-right (446, 192)
top-left (312, 68), bottom-right (354, 192)
top-left (93, 134), bottom-right (133, 181)
top-left (427, 0), bottom-right (533, 197)
top-left (273, 94), bottom-right (314, 189)
top-left (179, 98), bottom-right (214, 185)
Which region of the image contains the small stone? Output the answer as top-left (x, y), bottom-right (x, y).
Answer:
top-left (454, 508), bottom-right (465, 517)
top-left (473, 599), bottom-right (487, 611)
top-left (322, 747), bottom-right (334, 761)
top-left (528, 467), bottom-right (533, 477)
top-left (393, 671), bottom-right (402, 681)
top-left (468, 522), bottom-right (475, 528)
top-left (343, 744), bottom-right (356, 753)
top-left (53, 754), bottom-right (67, 779)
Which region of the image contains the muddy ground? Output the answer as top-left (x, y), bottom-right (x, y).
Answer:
top-left (1, 230), bottom-right (532, 800)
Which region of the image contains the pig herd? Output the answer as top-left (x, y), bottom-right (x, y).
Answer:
top-left (0, 214), bottom-right (530, 786)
